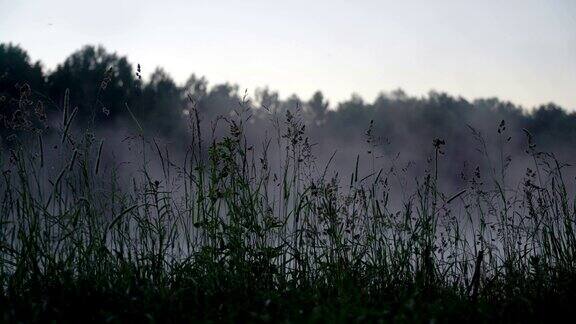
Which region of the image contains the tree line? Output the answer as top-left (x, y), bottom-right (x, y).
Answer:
top-left (2, 42), bottom-right (575, 181)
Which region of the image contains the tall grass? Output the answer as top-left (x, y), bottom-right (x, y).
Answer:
top-left (0, 90), bottom-right (575, 322)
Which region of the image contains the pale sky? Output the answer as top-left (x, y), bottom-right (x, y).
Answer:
top-left (1, 0), bottom-right (575, 109)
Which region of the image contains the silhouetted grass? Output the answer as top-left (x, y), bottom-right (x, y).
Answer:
top-left (0, 89), bottom-right (575, 323)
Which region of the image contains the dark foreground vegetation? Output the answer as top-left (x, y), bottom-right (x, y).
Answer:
top-left (1, 43), bottom-right (576, 322)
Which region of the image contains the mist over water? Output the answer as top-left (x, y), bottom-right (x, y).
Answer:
top-left (2, 43), bottom-right (575, 205)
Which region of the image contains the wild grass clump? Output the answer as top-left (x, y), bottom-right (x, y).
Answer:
top-left (0, 88), bottom-right (575, 323)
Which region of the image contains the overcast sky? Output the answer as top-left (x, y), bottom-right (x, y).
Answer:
top-left (1, 0), bottom-right (575, 109)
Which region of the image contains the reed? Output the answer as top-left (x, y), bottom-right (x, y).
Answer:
top-left (0, 92), bottom-right (574, 322)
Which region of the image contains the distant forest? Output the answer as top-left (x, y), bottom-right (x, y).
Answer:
top-left (2, 43), bottom-right (575, 187)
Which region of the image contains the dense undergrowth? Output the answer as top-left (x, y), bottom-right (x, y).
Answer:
top-left (1, 90), bottom-right (575, 323)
